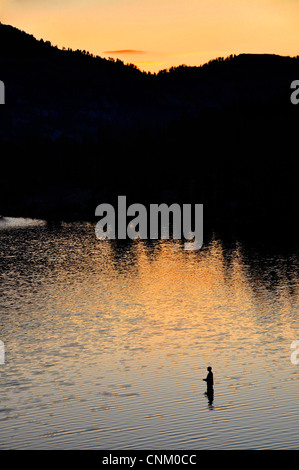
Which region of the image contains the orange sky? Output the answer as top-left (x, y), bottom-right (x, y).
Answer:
top-left (1, 0), bottom-right (299, 72)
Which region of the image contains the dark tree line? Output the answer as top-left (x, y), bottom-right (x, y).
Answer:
top-left (1, 22), bottom-right (299, 238)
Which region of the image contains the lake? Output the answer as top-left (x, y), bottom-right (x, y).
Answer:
top-left (0, 217), bottom-right (299, 449)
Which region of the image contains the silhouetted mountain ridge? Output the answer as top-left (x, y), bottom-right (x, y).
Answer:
top-left (0, 22), bottom-right (298, 139)
top-left (0, 22), bottom-right (299, 235)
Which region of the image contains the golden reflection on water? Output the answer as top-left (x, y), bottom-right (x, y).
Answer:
top-left (45, 235), bottom-right (299, 358)
top-left (1, 221), bottom-right (299, 449)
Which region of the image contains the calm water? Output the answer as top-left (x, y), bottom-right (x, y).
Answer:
top-left (1, 217), bottom-right (299, 449)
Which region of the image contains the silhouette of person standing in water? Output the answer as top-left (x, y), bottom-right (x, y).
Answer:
top-left (203, 366), bottom-right (214, 405)
top-left (203, 366), bottom-right (213, 390)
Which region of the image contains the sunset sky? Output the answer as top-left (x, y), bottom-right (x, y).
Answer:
top-left (1, 0), bottom-right (299, 72)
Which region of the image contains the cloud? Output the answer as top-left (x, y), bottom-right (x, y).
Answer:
top-left (103, 49), bottom-right (146, 55)
top-left (135, 61), bottom-right (163, 66)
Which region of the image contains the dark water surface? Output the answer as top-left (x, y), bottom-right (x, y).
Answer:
top-left (1, 218), bottom-right (299, 449)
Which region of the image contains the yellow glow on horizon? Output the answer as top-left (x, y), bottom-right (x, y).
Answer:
top-left (1, 0), bottom-right (299, 72)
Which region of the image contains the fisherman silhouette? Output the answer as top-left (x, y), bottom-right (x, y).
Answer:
top-left (203, 366), bottom-right (214, 392)
top-left (203, 366), bottom-right (214, 407)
